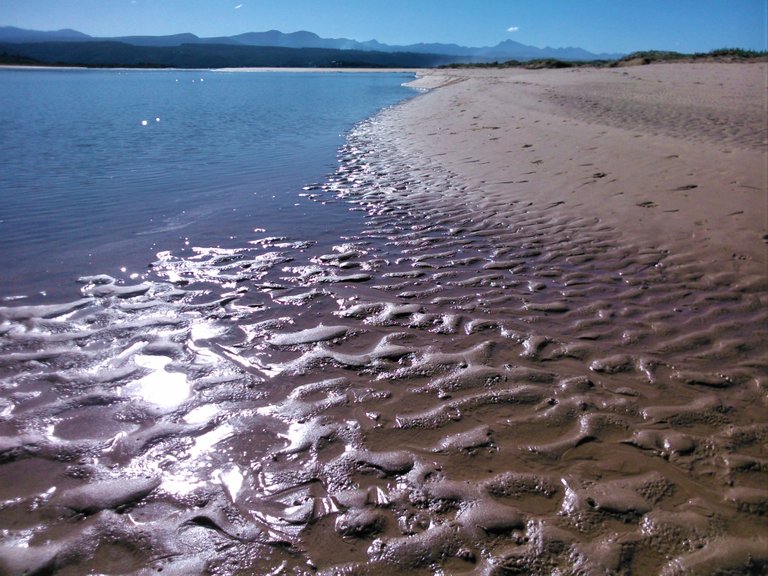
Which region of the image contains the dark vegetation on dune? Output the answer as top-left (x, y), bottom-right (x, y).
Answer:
top-left (441, 48), bottom-right (768, 69)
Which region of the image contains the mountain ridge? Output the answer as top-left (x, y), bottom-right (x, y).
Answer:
top-left (0, 26), bottom-right (623, 61)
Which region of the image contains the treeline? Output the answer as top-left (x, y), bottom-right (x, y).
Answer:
top-left (0, 40), bottom-right (459, 69)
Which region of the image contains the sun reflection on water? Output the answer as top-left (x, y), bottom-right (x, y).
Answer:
top-left (123, 355), bottom-right (189, 408)
top-left (213, 464), bottom-right (244, 502)
top-left (157, 422), bottom-right (236, 496)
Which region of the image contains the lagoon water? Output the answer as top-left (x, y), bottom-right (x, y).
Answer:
top-left (0, 69), bottom-right (415, 301)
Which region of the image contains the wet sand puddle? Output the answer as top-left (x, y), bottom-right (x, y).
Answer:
top-left (1, 113), bottom-right (767, 575)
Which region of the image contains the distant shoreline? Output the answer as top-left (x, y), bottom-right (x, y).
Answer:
top-left (2, 51), bottom-right (764, 74)
top-left (0, 64), bottom-right (423, 74)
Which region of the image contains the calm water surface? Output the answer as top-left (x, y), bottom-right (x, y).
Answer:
top-left (0, 68), bottom-right (415, 301)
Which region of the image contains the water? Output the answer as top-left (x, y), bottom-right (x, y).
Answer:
top-left (0, 68), bottom-right (416, 301)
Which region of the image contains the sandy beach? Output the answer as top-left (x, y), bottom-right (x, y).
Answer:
top-left (0, 62), bottom-right (766, 575)
top-left (302, 61), bottom-right (767, 573)
top-left (402, 63), bottom-right (767, 277)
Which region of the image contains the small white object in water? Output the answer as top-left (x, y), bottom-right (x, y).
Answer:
top-left (155, 117), bottom-right (160, 122)
top-left (140, 120), bottom-right (148, 126)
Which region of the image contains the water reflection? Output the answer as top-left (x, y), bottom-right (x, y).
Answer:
top-left (124, 354), bottom-right (189, 408)
top-left (213, 464), bottom-right (244, 502)
top-left (159, 423), bottom-right (235, 496)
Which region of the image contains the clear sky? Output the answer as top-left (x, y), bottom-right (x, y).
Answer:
top-left (2, 0), bottom-right (766, 54)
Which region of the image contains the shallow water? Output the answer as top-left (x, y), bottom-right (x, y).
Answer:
top-left (1, 81), bottom-right (767, 574)
top-left (0, 69), bottom-right (414, 301)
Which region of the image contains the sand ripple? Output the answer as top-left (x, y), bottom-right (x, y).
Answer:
top-left (0, 108), bottom-right (766, 575)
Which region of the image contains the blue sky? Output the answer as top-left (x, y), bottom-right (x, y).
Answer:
top-left (2, 0), bottom-right (766, 54)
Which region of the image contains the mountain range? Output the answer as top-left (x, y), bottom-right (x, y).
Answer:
top-left (0, 26), bottom-right (623, 63)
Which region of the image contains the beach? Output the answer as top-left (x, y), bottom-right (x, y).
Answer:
top-left (402, 63), bottom-right (767, 277)
top-left (0, 62), bottom-right (766, 574)
top-left (299, 61), bottom-right (767, 574)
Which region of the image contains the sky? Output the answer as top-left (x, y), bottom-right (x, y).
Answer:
top-left (2, 0), bottom-right (766, 54)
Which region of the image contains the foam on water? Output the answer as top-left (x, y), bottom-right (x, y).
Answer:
top-left (0, 108), bottom-right (767, 575)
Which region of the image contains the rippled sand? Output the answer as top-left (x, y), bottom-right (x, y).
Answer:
top-left (0, 63), bottom-right (766, 575)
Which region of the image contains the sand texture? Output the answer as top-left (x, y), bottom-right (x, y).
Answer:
top-left (0, 63), bottom-right (766, 575)
top-left (404, 63), bottom-right (767, 276)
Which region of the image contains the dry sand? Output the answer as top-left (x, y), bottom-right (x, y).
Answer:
top-left (403, 63), bottom-right (767, 277)
top-left (0, 63), bottom-right (766, 575)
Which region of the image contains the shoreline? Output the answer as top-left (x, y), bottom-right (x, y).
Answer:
top-left (0, 64), bottom-right (424, 74)
top-left (386, 63), bottom-right (767, 279)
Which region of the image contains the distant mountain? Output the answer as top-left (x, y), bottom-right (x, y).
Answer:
top-left (0, 26), bottom-right (90, 42)
top-left (230, 30), bottom-right (362, 51)
top-left (0, 26), bottom-right (623, 62)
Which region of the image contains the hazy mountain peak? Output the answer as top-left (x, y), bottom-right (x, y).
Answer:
top-left (0, 26), bottom-right (92, 41)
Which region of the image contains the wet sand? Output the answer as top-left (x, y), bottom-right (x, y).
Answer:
top-left (0, 63), bottom-right (766, 575)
